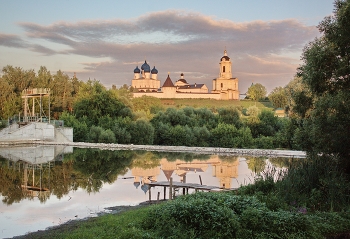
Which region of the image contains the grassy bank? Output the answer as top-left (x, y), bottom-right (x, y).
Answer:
top-left (16, 193), bottom-right (350, 239)
top-left (160, 98), bottom-right (273, 110)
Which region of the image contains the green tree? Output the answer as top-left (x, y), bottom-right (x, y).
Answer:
top-left (59, 112), bottom-right (88, 142)
top-left (88, 125), bottom-right (103, 143)
top-left (296, 0), bottom-right (350, 173)
top-left (268, 86), bottom-right (288, 109)
top-left (170, 125), bottom-right (195, 146)
top-left (98, 129), bottom-right (116, 143)
top-left (112, 117), bottom-right (132, 144)
top-left (74, 80), bottom-right (132, 127)
top-left (218, 107), bottom-right (243, 128)
top-left (257, 110), bottom-right (279, 137)
top-left (211, 123), bottom-right (239, 148)
top-left (153, 122), bottom-right (172, 145)
top-left (193, 126), bottom-right (211, 147)
top-left (130, 119), bottom-right (155, 145)
top-left (246, 105), bottom-right (260, 117)
top-left (247, 83), bottom-right (267, 101)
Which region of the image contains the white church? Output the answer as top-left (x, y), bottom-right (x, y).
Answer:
top-left (131, 50), bottom-right (240, 100)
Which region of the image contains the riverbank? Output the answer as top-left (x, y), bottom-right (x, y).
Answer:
top-left (11, 204), bottom-right (151, 239)
top-left (0, 140), bottom-right (306, 158)
top-left (10, 196), bottom-right (350, 239)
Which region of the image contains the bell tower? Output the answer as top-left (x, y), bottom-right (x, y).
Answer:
top-left (219, 50), bottom-right (232, 79)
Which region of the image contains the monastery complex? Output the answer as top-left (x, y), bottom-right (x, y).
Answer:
top-left (132, 50), bottom-right (240, 100)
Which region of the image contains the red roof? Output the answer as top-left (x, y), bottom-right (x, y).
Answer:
top-left (162, 75), bottom-right (175, 87)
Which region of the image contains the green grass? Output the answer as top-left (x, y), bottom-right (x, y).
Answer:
top-left (160, 98), bottom-right (273, 111)
top-left (22, 193), bottom-right (350, 239)
top-left (23, 206), bottom-right (154, 239)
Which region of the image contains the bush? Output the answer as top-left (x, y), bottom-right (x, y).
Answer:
top-left (98, 129), bottom-right (116, 143)
top-left (276, 155), bottom-right (350, 211)
top-left (142, 192), bottom-right (343, 238)
top-left (254, 136), bottom-right (275, 149)
top-left (143, 193), bottom-right (242, 238)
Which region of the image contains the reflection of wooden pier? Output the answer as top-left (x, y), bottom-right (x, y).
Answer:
top-left (147, 178), bottom-right (237, 202)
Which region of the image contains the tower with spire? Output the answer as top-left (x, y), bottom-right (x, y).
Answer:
top-left (211, 50), bottom-right (239, 100)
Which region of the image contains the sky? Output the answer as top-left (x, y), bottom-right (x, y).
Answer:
top-left (0, 0), bottom-right (335, 93)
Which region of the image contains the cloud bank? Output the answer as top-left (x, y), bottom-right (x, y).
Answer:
top-left (0, 10), bottom-right (319, 92)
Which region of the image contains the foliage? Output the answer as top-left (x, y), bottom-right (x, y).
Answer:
top-left (245, 105), bottom-right (260, 117)
top-left (142, 192), bottom-right (349, 239)
top-left (74, 80), bottom-right (132, 127)
top-left (268, 86), bottom-right (288, 109)
top-left (98, 129), bottom-right (116, 143)
top-left (143, 193), bottom-right (250, 239)
top-left (210, 123), bottom-right (240, 148)
top-left (246, 156), bottom-right (267, 173)
top-left (247, 83), bottom-right (267, 101)
top-left (296, 0), bottom-right (350, 174)
top-left (112, 117), bottom-right (132, 144)
top-left (0, 66), bottom-right (81, 120)
top-left (275, 155), bottom-right (350, 211)
top-left (71, 148), bottom-right (134, 192)
top-left (59, 112), bottom-right (88, 142)
top-left (130, 119), bottom-right (155, 145)
top-left (217, 107), bottom-right (243, 128)
top-left (131, 95), bottom-right (164, 113)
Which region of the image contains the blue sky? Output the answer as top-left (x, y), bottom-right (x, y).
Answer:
top-left (0, 0), bottom-right (335, 92)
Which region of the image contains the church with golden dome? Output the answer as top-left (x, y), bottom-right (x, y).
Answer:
top-left (131, 50), bottom-right (240, 100)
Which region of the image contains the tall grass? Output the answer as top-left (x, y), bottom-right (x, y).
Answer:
top-left (239, 155), bottom-right (350, 212)
top-left (276, 154), bottom-right (350, 211)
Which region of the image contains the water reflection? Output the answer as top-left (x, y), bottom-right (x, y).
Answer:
top-left (0, 146), bottom-right (296, 238)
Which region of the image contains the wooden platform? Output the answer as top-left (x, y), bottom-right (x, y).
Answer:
top-left (148, 181), bottom-right (221, 191)
top-left (146, 180), bottom-right (237, 202)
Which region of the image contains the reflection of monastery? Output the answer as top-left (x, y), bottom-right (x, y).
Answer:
top-left (132, 50), bottom-right (240, 100)
top-left (132, 155), bottom-right (239, 193)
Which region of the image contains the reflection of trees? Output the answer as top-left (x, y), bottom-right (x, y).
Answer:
top-left (0, 148), bottom-right (134, 204)
top-left (0, 159), bottom-right (23, 205)
top-left (269, 157), bottom-right (298, 168)
top-left (71, 148), bottom-right (133, 193)
top-left (0, 159), bottom-right (76, 205)
top-left (218, 155), bottom-right (238, 163)
top-left (246, 156), bottom-right (266, 173)
top-left (153, 151), bottom-right (210, 162)
top-left (131, 151), bottom-right (160, 169)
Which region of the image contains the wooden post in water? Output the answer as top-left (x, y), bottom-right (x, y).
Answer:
top-left (169, 177), bottom-right (173, 200)
top-left (182, 174), bottom-right (186, 195)
top-left (164, 186), bottom-right (166, 200)
top-left (157, 192), bottom-right (160, 202)
top-left (199, 175), bottom-right (203, 185)
top-left (149, 186), bottom-right (152, 202)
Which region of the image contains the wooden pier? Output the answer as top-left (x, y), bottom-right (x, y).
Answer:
top-left (146, 178), bottom-right (237, 202)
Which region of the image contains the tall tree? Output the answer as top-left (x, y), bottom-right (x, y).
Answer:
top-left (296, 0), bottom-right (350, 173)
top-left (74, 80), bottom-right (132, 127)
top-left (247, 83), bottom-right (267, 101)
top-left (268, 86), bottom-right (288, 109)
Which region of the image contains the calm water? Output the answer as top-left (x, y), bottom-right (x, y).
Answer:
top-left (0, 145), bottom-right (294, 238)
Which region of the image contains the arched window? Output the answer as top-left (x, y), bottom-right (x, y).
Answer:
top-left (223, 66), bottom-right (226, 72)
top-left (221, 83), bottom-right (223, 88)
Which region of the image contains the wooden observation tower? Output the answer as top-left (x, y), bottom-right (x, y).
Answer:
top-left (21, 88), bottom-right (51, 123)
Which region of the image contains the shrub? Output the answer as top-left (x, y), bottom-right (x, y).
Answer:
top-left (276, 155), bottom-right (350, 211)
top-left (98, 129), bottom-right (116, 143)
top-left (143, 193), bottom-right (242, 238)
